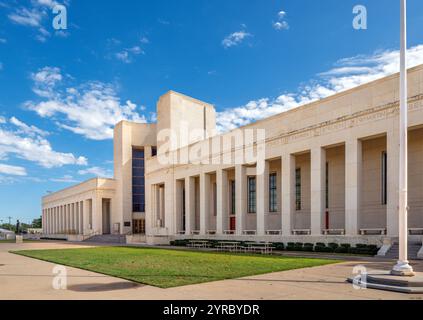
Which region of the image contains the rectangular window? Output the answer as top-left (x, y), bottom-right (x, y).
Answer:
top-left (382, 151), bottom-right (387, 205)
top-left (132, 148), bottom-right (145, 212)
top-left (269, 173), bottom-right (277, 212)
top-left (325, 162), bottom-right (329, 209)
top-left (231, 180), bottom-right (236, 215)
top-left (295, 168), bottom-right (301, 211)
top-left (248, 177), bottom-right (256, 213)
top-left (213, 183), bottom-right (217, 216)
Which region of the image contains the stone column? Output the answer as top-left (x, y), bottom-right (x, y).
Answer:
top-left (185, 177), bottom-right (195, 235)
top-left (46, 209), bottom-right (49, 234)
top-left (387, 128), bottom-right (400, 237)
top-left (345, 138), bottom-right (362, 236)
top-left (235, 165), bottom-right (247, 235)
top-left (75, 202), bottom-right (80, 234)
top-left (66, 204), bottom-right (70, 234)
top-left (311, 146), bottom-right (326, 236)
top-left (200, 172), bottom-right (210, 235)
top-left (53, 208), bottom-right (56, 234)
top-left (282, 154), bottom-right (295, 235)
top-left (216, 169), bottom-right (228, 235)
top-left (257, 160), bottom-right (269, 236)
top-left (79, 201), bottom-right (84, 235)
top-left (61, 205), bottom-right (64, 234)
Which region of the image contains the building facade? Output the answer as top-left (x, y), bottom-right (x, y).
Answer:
top-left (42, 65), bottom-right (423, 247)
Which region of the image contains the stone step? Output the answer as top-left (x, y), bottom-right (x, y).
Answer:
top-left (385, 244), bottom-right (421, 260)
top-left (84, 234), bottom-right (126, 244)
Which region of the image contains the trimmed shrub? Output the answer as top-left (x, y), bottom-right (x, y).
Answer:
top-left (273, 242), bottom-right (285, 251)
top-left (328, 243), bottom-right (339, 250)
top-left (286, 242), bottom-right (296, 251)
top-left (334, 246), bottom-right (348, 254)
top-left (314, 243), bottom-right (327, 252)
top-left (303, 243), bottom-right (314, 252)
top-left (294, 242), bottom-right (304, 251)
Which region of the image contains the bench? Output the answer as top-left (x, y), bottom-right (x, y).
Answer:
top-left (245, 242), bottom-right (275, 255)
top-left (242, 230), bottom-right (257, 236)
top-left (217, 242), bottom-right (240, 252)
top-left (292, 229), bottom-right (311, 235)
top-left (323, 229), bottom-right (345, 235)
top-left (188, 240), bottom-right (210, 249)
top-left (265, 230), bottom-right (282, 235)
top-left (360, 228), bottom-right (386, 235)
top-left (409, 228), bottom-right (423, 235)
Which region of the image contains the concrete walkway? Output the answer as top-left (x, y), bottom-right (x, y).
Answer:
top-left (0, 241), bottom-right (422, 300)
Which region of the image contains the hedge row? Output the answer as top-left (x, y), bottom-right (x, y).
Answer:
top-left (170, 239), bottom-right (379, 255)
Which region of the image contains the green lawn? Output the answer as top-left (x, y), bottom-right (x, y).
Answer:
top-left (12, 247), bottom-right (338, 288)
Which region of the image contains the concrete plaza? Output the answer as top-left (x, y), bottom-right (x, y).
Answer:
top-left (0, 241), bottom-right (422, 300)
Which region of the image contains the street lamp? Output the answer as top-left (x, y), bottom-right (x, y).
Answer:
top-left (391, 0), bottom-right (414, 276)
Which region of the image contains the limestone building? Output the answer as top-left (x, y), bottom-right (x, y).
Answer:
top-left (42, 65), bottom-right (423, 247)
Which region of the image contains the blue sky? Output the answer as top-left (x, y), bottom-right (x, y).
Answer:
top-left (1, 0), bottom-right (423, 224)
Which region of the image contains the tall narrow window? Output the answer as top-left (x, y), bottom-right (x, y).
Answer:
top-left (269, 173), bottom-right (277, 212)
top-left (295, 168), bottom-right (302, 211)
top-left (182, 188), bottom-right (186, 232)
top-left (132, 148), bottom-right (145, 212)
top-left (213, 183), bottom-right (217, 216)
top-left (248, 177), bottom-right (256, 213)
top-left (325, 162), bottom-right (329, 209)
top-left (151, 146), bottom-right (157, 157)
top-left (231, 180), bottom-right (236, 215)
top-left (382, 151), bottom-right (387, 205)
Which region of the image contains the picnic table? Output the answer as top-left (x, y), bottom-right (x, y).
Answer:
top-left (217, 241), bottom-right (241, 252)
top-left (244, 241), bottom-right (275, 255)
top-left (188, 240), bottom-right (210, 249)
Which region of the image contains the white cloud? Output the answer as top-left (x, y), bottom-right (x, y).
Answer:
top-left (78, 166), bottom-right (113, 178)
top-left (50, 174), bottom-right (79, 183)
top-left (216, 44), bottom-right (423, 132)
top-left (8, 7), bottom-right (43, 27)
top-left (0, 117), bottom-right (87, 168)
top-left (273, 9), bottom-right (289, 31)
top-left (273, 21), bottom-right (289, 30)
top-left (115, 46), bottom-right (144, 63)
top-left (31, 66), bottom-right (63, 98)
top-left (0, 164), bottom-right (27, 176)
top-left (0, 38), bottom-right (6, 44)
top-left (26, 67), bottom-right (147, 140)
top-left (278, 11), bottom-right (287, 19)
top-left (140, 36), bottom-right (149, 44)
top-left (222, 30), bottom-right (252, 48)
top-left (10, 116), bottom-right (49, 137)
top-left (7, 0), bottom-right (69, 42)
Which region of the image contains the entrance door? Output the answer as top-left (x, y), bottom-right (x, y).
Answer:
top-left (132, 219), bottom-right (145, 234)
top-left (230, 217), bottom-right (236, 231)
top-left (102, 199), bottom-right (111, 235)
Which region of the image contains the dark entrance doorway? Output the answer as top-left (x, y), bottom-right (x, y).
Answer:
top-left (102, 199), bottom-right (111, 235)
top-left (230, 216), bottom-right (236, 231)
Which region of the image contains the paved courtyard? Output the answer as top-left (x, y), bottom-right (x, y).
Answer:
top-left (0, 241), bottom-right (422, 300)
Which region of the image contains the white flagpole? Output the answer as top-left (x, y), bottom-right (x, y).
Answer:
top-left (392, 0), bottom-right (414, 276)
